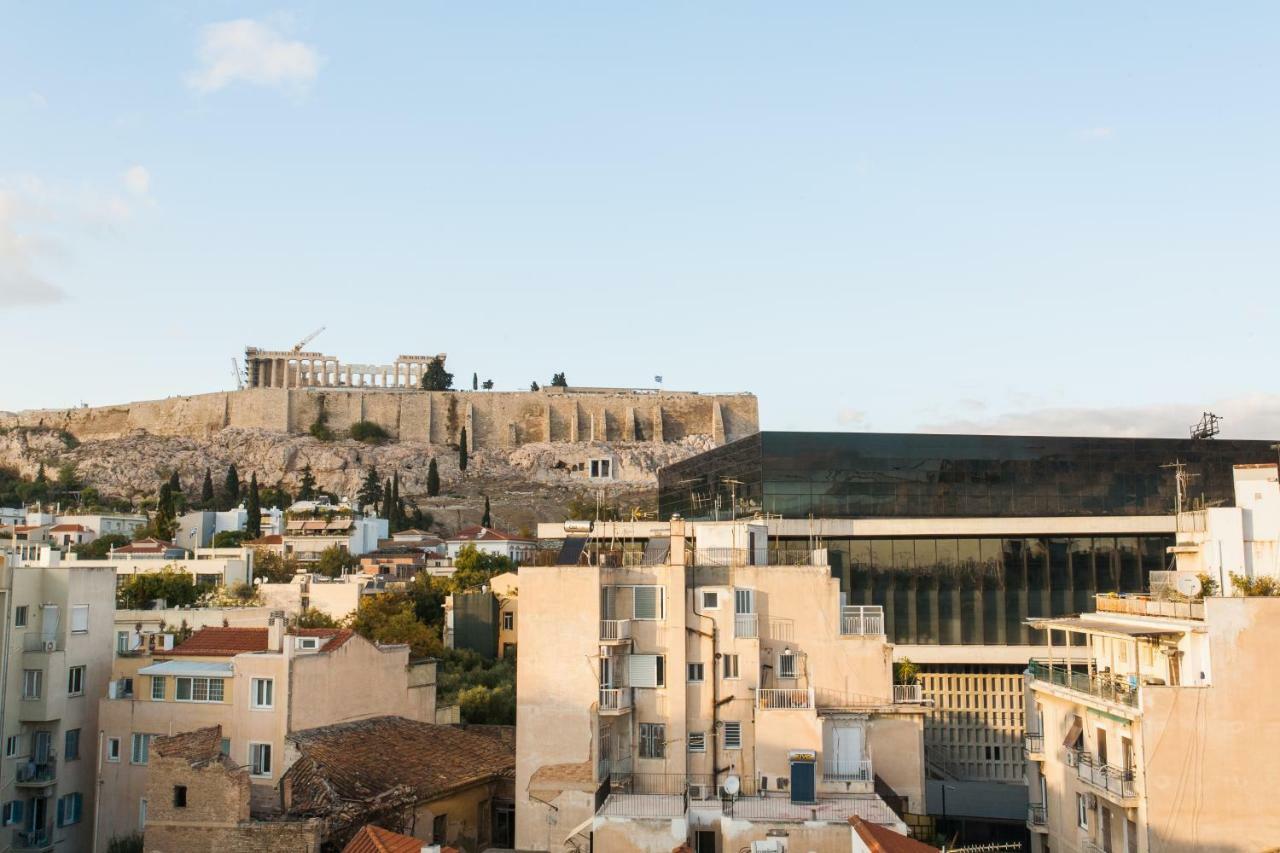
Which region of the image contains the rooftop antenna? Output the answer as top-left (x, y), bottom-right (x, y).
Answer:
top-left (1160, 459), bottom-right (1199, 515)
top-left (721, 478), bottom-right (744, 523)
top-left (1190, 412), bottom-right (1221, 440)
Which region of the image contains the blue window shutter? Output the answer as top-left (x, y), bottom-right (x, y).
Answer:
top-left (56, 796), bottom-right (64, 827)
top-left (14, 800), bottom-right (22, 823)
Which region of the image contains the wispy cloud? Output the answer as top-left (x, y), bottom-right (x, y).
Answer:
top-left (123, 165), bottom-right (151, 197)
top-left (0, 187), bottom-right (65, 308)
top-left (187, 18), bottom-right (321, 94)
top-left (1078, 126), bottom-right (1114, 142)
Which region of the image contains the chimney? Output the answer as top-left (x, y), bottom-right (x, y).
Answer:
top-left (268, 610), bottom-right (286, 651)
top-left (669, 514), bottom-right (685, 567)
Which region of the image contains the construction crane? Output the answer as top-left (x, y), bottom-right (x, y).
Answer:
top-left (292, 326), bottom-right (325, 353)
top-left (230, 358), bottom-right (244, 390)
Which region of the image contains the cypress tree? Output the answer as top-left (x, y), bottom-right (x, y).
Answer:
top-left (223, 464), bottom-right (240, 510)
top-left (201, 468), bottom-right (215, 507)
top-left (459, 427), bottom-right (468, 473)
top-left (156, 480), bottom-right (174, 538)
top-left (427, 458), bottom-right (440, 497)
top-left (381, 479), bottom-right (393, 519)
top-left (167, 470), bottom-right (183, 516)
top-left (472, 372), bottom-right (478, 391)
top-left (245, 473), bottom-right (262, 538)
top-left (481, 495), bottom-right (491, 528)
top-left (391, 472), bottom-right (401, 529)
top-left (298, 465), bottom-right (317, 501)
top-left (358, 467), bottom-right (381, 511)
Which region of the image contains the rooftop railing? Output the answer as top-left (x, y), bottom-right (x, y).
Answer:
top-left (1026, 660), bottom-right (1139, 708)
top-left (892, 684), bottom-right (924, 704)
top-left (1095, 594), bottom-right (1205, 621)
top-left (757, 687), bottom-right (814, 710)
top-left (840, 605), bottom-right (884, 636)
top-left (822, 758), bottom-right (872, 782)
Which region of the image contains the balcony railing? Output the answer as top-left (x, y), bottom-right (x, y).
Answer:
top-left (840, 606), bottom-right (884, 636)
top-left (1077, 754), bottom-right (1137, 800)
top-left (1027, 803), bottom-right (1047, 826)
top-left (599, 687), bottom-right (632, 713)
top-left (599, 619), bottom-right (631, 642)
top-left (21, 634), bottom-right (64, 653)
top-left (1023, 733), bottom-right (1045, 757)
top-left (1096, 594), bottom-right (1205, 621)
top-left (757, 687), bottom-right (814, 710)
top-left (12, 826), bottom-right (52, 852)
top-left (892, 683), bottom-right (923, 704)
top-left (734, 613), bottom-right (759, 639)
top-left (822, 758), bottom-right (872, 782)
top-left (15, 757), bottom-right (56, 786)
top-left (1026, 660), bottom-right (1139, 708)
top-left (694, 548), bottom-right (751, 566)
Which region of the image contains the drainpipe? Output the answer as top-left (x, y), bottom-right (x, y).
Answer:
top-left (688, 581), bottom-right (720, 786)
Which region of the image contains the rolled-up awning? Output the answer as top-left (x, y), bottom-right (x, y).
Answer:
top-left (137, 660), bottom-right (234, 678)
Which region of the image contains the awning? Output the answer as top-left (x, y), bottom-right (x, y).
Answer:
top-left (137, 660), bottom-right (234, 678)
top-left (1027, 616), bottom-right (1189, 640)
top-left (1062, 714), bottom-right (1083, 749)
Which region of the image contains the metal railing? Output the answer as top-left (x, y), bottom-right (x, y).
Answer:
top-left (12, 827), bottom-right (51, 851)
top-left (892, 683), bottom-right (923, 704)
top-left (822, 758), bottom-right (872, 782)
top-left (694, 548), bottom-right (751, 566)
top-left (1027, 803), bottom-right (1047, 826)
top-left (840, 605), bottom-right (884, 636)
top-left (1023, 733), bottom-right (1045, 756)
top-left (734, 613), bottom-right (759, 638)
top-left (1077, 754), bottom-right (1137, 799)
top-left (1026, 660), bottom-right (1139, 707)
top-left (21, 635), bottom-right (63, 653)
top-left (599, 619), bottom-right (631, 642)
top-left (15, 757), bottom-right (56, 785)
top-left (599, 687), bottom-right (632, 713)
top-left (1095, 594), bottom-right (1205, 621)
top-left (757, 687), bottom-right (814, 710)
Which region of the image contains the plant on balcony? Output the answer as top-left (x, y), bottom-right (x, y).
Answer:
top-left (893, 658), bottom-right (918, 685)
top-left (1229, 572), bottom-right (1279, 596)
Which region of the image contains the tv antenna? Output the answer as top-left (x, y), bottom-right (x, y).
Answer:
top-left (1190, 412), bottom-right (1221, 440)
top-left (1160, 459), bottom-right (1200, 515)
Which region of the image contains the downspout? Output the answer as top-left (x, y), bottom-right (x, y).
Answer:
top-left (688, 580), bottom-right (721, 785)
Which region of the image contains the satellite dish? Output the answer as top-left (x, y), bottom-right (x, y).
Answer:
top-left (724, 774), bottom-right (740, 797)
top-left (1177, 574), bottom-right (1203, 597)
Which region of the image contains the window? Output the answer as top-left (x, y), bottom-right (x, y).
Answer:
top-left (251, 678), bottom-right (274, 710)
top-left (628, 654), bottom-right (665, 688)
top-left (106, 738), bottom-right (121, 763)
top-left (1077, 793), bottom-right (1089, 828)
top-left (734, 588), bottom-right (756, 615)
top-left (778, 651), bottom-right (796, 680)
top-left (723, 721), bottom-right (742, 749)
top-left (117, 631), bottom-right (130, 654)
top-left (688, 732), bottom-right (706, 752)
top-left (68, 666), bottom-right (85, 696)
top-left (71, 605), bottom-right (89, 634)
top-left (687, 662), bottom-right (705, 683)
top-left (701, 590), bottom-right (719, 610)
top-left (13, 606), bottom-right (26, 628)
top-left (590, 459), bottom-right (612, 479)
top-left (632, 586), bottom-right (663, 620)
top-left (220, 738), bottom-right (231, 756)
top-left (250, 742), bottom-right (272, 777)
top-left (173, 786), bottom-right (187, 808)
top-left (502, 611), bottom-right (514, 630)
top-left (151, 676), bottom-right (166, 701)
top-left (639, 723), bottom-right (666, 759)
top-left (722, 654), bottom-right (739, 679)
top-left (432, 814), bottom-right (448, 844)
top-left (4, 735), bottom-right (19, 758)
top-left (296, 637), bottom-right (320, 650)
top-left (56, 792), bottom-right (83, 826)
top-left (64, 729), bottom-right (80, 761)
top-left (131, 733), bottom-right (152, 765)
top-left (22, 669), bottom-right (42, 700)
top-left (2, 800), bottom-right (22, 827)
top-left (176, 676), bottom-right (225, 703)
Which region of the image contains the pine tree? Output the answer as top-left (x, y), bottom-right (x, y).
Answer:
top-left (427, 458), bottom-right (440, 497)
top-left (223, 464), bottom-right (240, 510)
top-left (481, 495), bottom-right (492, 528)
top-left (551, 372), bottom-right (568, 387)
top-left (472, 372), bottom-right (478, 391)
top-left (298, 465), bottom-right (317, 501)
top-left (482, 379), bottom-right (494, 390)
top-left (245, 473), bottom-right (262, 538)
top-left (530, 381), bottom-right (540, 391)
top-left (201, 468), bottom-right (215, 507)
top-left (420, 357), bottom-right (454, 391)
top-left (459, 427), bottom-right (468, 473)
top-left (357, 467), bottom-right (381, 511)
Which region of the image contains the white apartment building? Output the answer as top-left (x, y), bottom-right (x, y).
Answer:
top-left (517, 519), bottom-right (928, 853)
top-left (0, 552), bottom-right (117, 853)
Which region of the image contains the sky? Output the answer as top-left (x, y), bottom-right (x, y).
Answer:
top-left (2, 3), bottom-right (1278, 438)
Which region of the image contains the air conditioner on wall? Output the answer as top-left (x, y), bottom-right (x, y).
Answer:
top-left (43, 641), bottom-right (56, 652)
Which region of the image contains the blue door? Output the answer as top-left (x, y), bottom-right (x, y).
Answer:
top-left (789, 760), bottom-right (815, 804)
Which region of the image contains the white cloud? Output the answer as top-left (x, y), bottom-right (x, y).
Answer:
top-left (123, 165), bottom-right (150, 197)
top-left (0, 189), bottom-right (66, 308)
top-left (919, 394), bottom-right (1280, 440)
top-left (836, 408), bottom-right (869, 428)
top-left (187, 18), bottom-right (321, 94)
top-left (1078, 127), bottom-right (1114, 142)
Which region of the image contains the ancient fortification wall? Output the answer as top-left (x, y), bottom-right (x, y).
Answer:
top-left (2, 387), bottom-right (758, 449)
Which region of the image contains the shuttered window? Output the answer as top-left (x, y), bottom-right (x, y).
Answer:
top-left (70, 605), bottom-right (89, 634)
top-left (629, 654), bottom-right (665, 688)
top-left (688, 732), bottom-right (706, 752)
top-left (633, 586), bottom-right (663, 620)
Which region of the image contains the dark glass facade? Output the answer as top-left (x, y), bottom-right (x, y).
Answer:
top-left (659, 432), bottom-right (1277, 520)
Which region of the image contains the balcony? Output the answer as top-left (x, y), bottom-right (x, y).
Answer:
top-left (599, 619), bottom-right (632, 643)
top-left (840, 606), bottom-right (884, 636)
top-left (1023, 732), bottom-right (1045, 759)
top-left (1027, 803), bottom-right (1047, 833)
top-left (599, 687), bottom-right (633, 715)
top-left (15, 756), bottom-right (57, 788)
top-left (734, 613), bottom-right (758, 639)
top-left (822, 758), bottom-right (872, 783)
top-left (107, 677), bottom-right (134, 700)
top-left (21, 634), bottom-right (64, 653)
top-left (11, 827), bottom-right (53, 853)
top-left (1077, 754), bottom-right (1138, 804)
top-left (1096, 594), bottom-right (1204, 621)
top-left (892, 684), bottom-right (923, 704)
top-left (757, 687), bottom-right (814, 710)
top-left (1026, 660), bottom-right (1139, 709)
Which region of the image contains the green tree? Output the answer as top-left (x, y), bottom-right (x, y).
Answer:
top-left (201, 468), bottom-right (215, 508)
top-left (261, 480), bottom-right (292, 510)
top-left (458, 428), bottom-right (468, 473)
top-left (316, 545), bottom-right (358, 579)
top-left (451, 544), bottom-right (514, 591)
top-left (481, 379), bottom-right (494, 390)
top-left (391, 471), bottom-right (402, 530)
top-left (472, 372), bottom-right (478, 391)
top-left (529, 381), bottom-right (539, 391)
top-left (32, 464), bottom-right (49, 501)
top-left (550, 372), bottom-right (568, 387)
top-left (481, 495), bottom-right (492, 528)
top-left (245, 473), bottom-right (262, 538)
top-left (427, 458), bottom-right (440, 497)
top-left (436, 650), bottom-right (516, 724)
top-left (293, 607), bottom-right (339, 628)
top-left (357, 467), bottom-right (382, 510)
top-left (409, 573), bottom-right (448, 625)
top-left (107, 832), bottom-right (144, 853)
top-left (350, 420), bottom-right (390, 443)
top-left (168, 470), bottom-right (183, 507)
top-left (381, 478), bottom-right (393, 519)
top-left (73, 533), bottom-right (130, 559)
top-left (154, 480), bottom-right (177, 540)
top-left (409, 502), bottom-right (433, 531)
top-left (420, 357), bottom-right (454, 391)
top-left (223, 464), bottom-right (240, 510)
top-left (253, 549), bottom-right (301, 583)
top-left (347, 593), bottom-right (442, 658)
top-left (117, 569), bottom-right (208, 609)
top-left (297, 465), bottom-right (317, 501)
top-left (212, 530), bottom-right (249, 549)
top-left (55, 463), bottom-right (81, 499)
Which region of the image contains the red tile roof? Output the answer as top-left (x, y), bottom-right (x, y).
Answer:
top-left (342, 824), bottom-right (439, 853)
top-left (449, 525), bottom-right (532, 543)
top-left (168, 627), bottom-right (270, 657)
top-left (49, 524), bottom-right (89, 533)
top-left (114, 537), bottom-right (179, 553)
top-left (291, 628), bottom-right (354, 653)
top-left (849, 817), bottom-right (939, 853)
top-left (249, 534), bottom-right (284, 545)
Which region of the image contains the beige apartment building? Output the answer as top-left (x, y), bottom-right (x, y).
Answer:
top-left (94, 617), bottom-right (438, 852)
top-left (517, 519), bottom-right (927, 853)
top-left (1024, 593), bottom-right (1280, 853)
top-left (0, 557), bottom-right (116, 853)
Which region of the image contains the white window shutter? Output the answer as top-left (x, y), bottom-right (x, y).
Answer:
top-left (70, 605), bottom-right (89, 633)
top-left (634, 586), bottom-right (660, 620)
top-left (629, 654), bottom-right (658, 688)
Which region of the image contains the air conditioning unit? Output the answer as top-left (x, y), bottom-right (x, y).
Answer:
top-left (688, 783), bottom-right (709, 800)
top-left (1065, 749), bottom-right (1081, 767)
top-left (43, 641), bottom-right (56, 653)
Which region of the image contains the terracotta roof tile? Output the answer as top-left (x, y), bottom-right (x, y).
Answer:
top-left (341, 824), bottom-right (431, 853)
top-left (291, 628), bottom-right (354, 653)
top-left (49, 524), bottom-right (89, 533)
top-left (449, 525), bottom-right (532, 543)
top-left (153, 725), bottom-right (226, 768)
top-left (168, 627), bottom-right (270, 657)
top-left (249, 534), bottom-right (284, 545)
top-left (849, 817), bottom-right (939, 853)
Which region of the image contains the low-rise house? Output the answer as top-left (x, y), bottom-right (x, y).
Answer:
top-left (110, 538), bottom-right (188, 560)
top-left (94, 619), bottom-right (439, 852)
top-left (46, 524), bottom-right (92, 550)
top-left (280, 715), bottom-right (516, 851)
top-left (446, 527), bottom-right (535, 564)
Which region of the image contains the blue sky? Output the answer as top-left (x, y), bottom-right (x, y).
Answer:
top-left (3, 4), bottom-right (1278, 437)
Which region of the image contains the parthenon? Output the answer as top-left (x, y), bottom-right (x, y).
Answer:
top-left (243, 347), bottom-right (448, 389)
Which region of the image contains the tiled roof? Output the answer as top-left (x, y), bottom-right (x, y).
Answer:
top-left (342, 824), bottom-right (444, 853)
top-left (849, 817), bottom-right (939, 853)
top-left (168, 627), bottom-right (269, 657)
top-left (449, 525), bottom-right (532, 543)
top-left (115, 537), bottom-right (179, 553)
top-left (48, 523), bottom-right (89, 533)
top-left (249, 534), bottom-right (284, 545)
top-left (153, 725), bottom-right (226, 768)
top-left (284, 716), bottom-right (514, 824)
top-left (291, 628), bottom-right (354, 653)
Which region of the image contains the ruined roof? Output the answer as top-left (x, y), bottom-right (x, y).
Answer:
top-left (283, 716), bottom-right (514, 820)
top-left (168, 627), bottom-right (269, 657)
top-left (291, 627), bottom-right (354, 652)
top-left (449, 525), bottom-right (533, 543)
top-left (342, 824), bottom-right (447, 853)
top-left (849, 817), bottom-right (939, 853)
top-left (153, 725), bottom-right (227, 768)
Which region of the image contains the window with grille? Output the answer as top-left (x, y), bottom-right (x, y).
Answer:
top-left (778, 651), bottom-right (796, 679)
top-left (639, 723), bottom-right (666, 759)
top-left (688, 732), bottom-right (706, 752)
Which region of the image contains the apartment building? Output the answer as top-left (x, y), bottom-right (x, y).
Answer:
top-left (443, 571), bottom-right (518, 659)
top-left (1023, 592), bottom-right (1280, 852)
top-left (517, 519), bottom-right (927, 853)
top-left (251, 513), bottom-right (388, 563)
top-left (94, 618), bottom-right (438, 852)
top-left (0, 556), bottom-right (117, 853)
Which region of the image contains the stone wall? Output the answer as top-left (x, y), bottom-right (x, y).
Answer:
top-left (3, 387), bottom-right (758, 449)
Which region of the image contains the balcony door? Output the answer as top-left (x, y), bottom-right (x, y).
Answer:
top-left (823, 720), bottom-right (864, 778)
top-left (600, 658), bottom-right (617, 689)
top-left (33, 731), bottom-right (51, 764)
